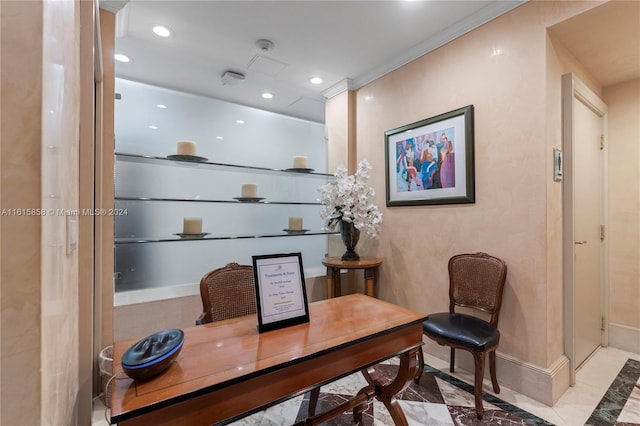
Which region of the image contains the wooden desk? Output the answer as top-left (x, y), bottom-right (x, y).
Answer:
top-left (110, 294), bottom-right (425, 426)
top-left (322, 256), bottom-right (383, 298)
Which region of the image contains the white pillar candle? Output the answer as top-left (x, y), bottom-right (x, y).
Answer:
top-left (177, 140), bottom-right (197, 156)
top-left (293, 156), bottom-right (308, 169)
top-left (288, 217), bottom-right (303, 231)
top-left (241, 183), bottom-right (257, 198)
top-left (183, 217), bottom-right (202, 234)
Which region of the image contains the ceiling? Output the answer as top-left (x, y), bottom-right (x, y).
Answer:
top-left (102, 1), bottom-right (639, 124)
top-left (101, 0), bottom-right (524, 123)
top-left (548, 0), bottom-right (640, 88)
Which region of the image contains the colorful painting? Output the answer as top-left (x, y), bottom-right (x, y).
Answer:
top-left (385, 106), bottom-right (474, 206)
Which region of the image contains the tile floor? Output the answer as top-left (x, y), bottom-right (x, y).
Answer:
top-left (93, 346), bottom-right (640, 425)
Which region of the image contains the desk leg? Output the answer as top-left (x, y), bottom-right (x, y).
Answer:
top-left (364, 267), bottom-right (376, 298)
top-left (356, 347), bottom-right (419, 426)
top-left (325, 266), bottom-right (334, 299)
top-left (325, 267), bottom-right (341, 298)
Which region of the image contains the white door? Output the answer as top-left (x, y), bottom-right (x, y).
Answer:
top-left (573, 98), bottom-right (604, 368)
top-left (562, 73), bottom-right (608, 383)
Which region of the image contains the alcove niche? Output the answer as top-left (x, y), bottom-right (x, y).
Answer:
top-left (113, 78), bottom-right (331, 306)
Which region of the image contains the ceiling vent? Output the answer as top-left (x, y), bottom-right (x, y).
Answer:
top-left (247, 55), bottom-right (287, 77)
top-left (221, 71), bottom-right (246, 86)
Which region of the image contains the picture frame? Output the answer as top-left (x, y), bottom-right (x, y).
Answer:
top-left (252, 252), bottom-right (310, 333)
top-left (384, 105), bottom-right (475, 206)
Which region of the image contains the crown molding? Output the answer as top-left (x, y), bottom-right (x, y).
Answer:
top-left (99, 0), bottom-right (129, 14)
top-left (351, 0), bottom-right (526, 90)
top-left (321, 78), bottom-right (354, 99)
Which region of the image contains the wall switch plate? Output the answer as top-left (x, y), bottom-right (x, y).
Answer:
top-left (67, 216), bottom-right (78, 254)
top-left (553, 148), bottom-right (563, 181)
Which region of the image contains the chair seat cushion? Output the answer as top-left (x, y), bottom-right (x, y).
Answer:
top-left (422, 312), bottom-right (500, 351)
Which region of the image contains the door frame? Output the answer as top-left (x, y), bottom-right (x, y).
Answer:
top-left (562, 73), bottom-right (609, 386)
top-left (79, 0), bottom-right (102, 421)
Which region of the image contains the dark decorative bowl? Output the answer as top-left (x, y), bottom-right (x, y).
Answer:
top-left (122, 329), bottom-right (184, 380)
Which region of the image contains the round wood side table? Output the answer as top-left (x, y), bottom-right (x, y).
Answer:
top-left (321, 256), bottom-right (383, 298)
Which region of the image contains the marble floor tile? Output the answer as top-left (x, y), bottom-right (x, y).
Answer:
top-left (320, 370), bottom-right (370, 395)
top-left (92, 347), bottom-right (640, 425)
top-left (552, 382), bottom-right (608, 425)
top-left (586, 358), bottom-right (640, 426)
top-left (617, 377), bottom-right (640, 424)
top-left (435, 377), bottom-right (499, 411)
top-left (399, 400), bottom-right (455, 426)
top-left (578, 348), bottom-right (639, 389)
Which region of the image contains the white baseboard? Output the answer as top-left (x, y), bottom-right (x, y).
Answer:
top-left (608, 323), bottom-right (640, 354)
top-left (422, 339), bottom-right (570, 406)
top-left (114, 282), bottom-right (200, 306)
top-left (495, 351), bottom-right (570, 406)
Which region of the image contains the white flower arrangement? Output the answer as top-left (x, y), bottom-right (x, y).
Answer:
top-left (318, 158), bottom-right (383, 238)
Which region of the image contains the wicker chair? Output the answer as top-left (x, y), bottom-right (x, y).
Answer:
top-left (196, 262), bottom-right (257, 325)
top-left (415, 252), bottom-right (507, 420)
top-left (196, 262), bottom-right (321, 416)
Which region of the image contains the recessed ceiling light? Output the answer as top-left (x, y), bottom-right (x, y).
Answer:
top-left (310, 77), bottom-right (323, 85)
top-left (215, 136), bottom-right (223, 140)
top-left (156, 104), bottom-right (167, 109)
top-left (148, 125), bottom-right (158, 129)
top-left (236, 120), bottom-right (245, 124)
top-left (152, 25), bottom-right (173, 37)
top-left (114, 53), bottom-right (131, 63)
top-left (261, 92), bottom-right (273, 99)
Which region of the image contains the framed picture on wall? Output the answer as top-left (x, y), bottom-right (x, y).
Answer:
top-left (252, 252), bottom-right (310, 333)
top-left (384, 105), bottom-right (475, 206)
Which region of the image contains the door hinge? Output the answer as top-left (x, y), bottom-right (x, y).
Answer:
top-left (600, 134), bottom-right (605, 150)
top-left (600, 225), bottom-right (605, 241)
top-left (601, 316), bottom-right (606, 331)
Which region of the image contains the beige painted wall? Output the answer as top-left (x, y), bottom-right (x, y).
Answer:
top-left (1, 0), bottom-right (82, 424)
top-left (604, 78), bottom-right (640, 329)
top-left (1, 1), bottom-right (44, 423)
top-left (97, 9), bottom-right (115, 351)
top-left (106, 0), bottom-right (636, 407)
top-left (545, 24), bottom-right (606, 366)
top-left (326, 0), bottom-right (606, 373)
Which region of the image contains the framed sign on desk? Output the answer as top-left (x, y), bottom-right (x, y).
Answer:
top-left (252, 252), bottom-right (310, 333)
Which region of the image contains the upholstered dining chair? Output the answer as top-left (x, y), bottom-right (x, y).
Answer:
top-left (414, 252), bottom-right (507, 420)
top-left (196, 262), bottom-right (321, 417)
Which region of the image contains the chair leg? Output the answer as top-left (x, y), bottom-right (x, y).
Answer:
top-left (489, 350), bottom-right (500, 393)
top-left (414, 346), bottom-right (424, 384)
top-left (450, 347), bottom-right (455, 373)
top-left (308, 387), bottom-right (320, 417)
top-left (472, 351), bottom-right (486, 420)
